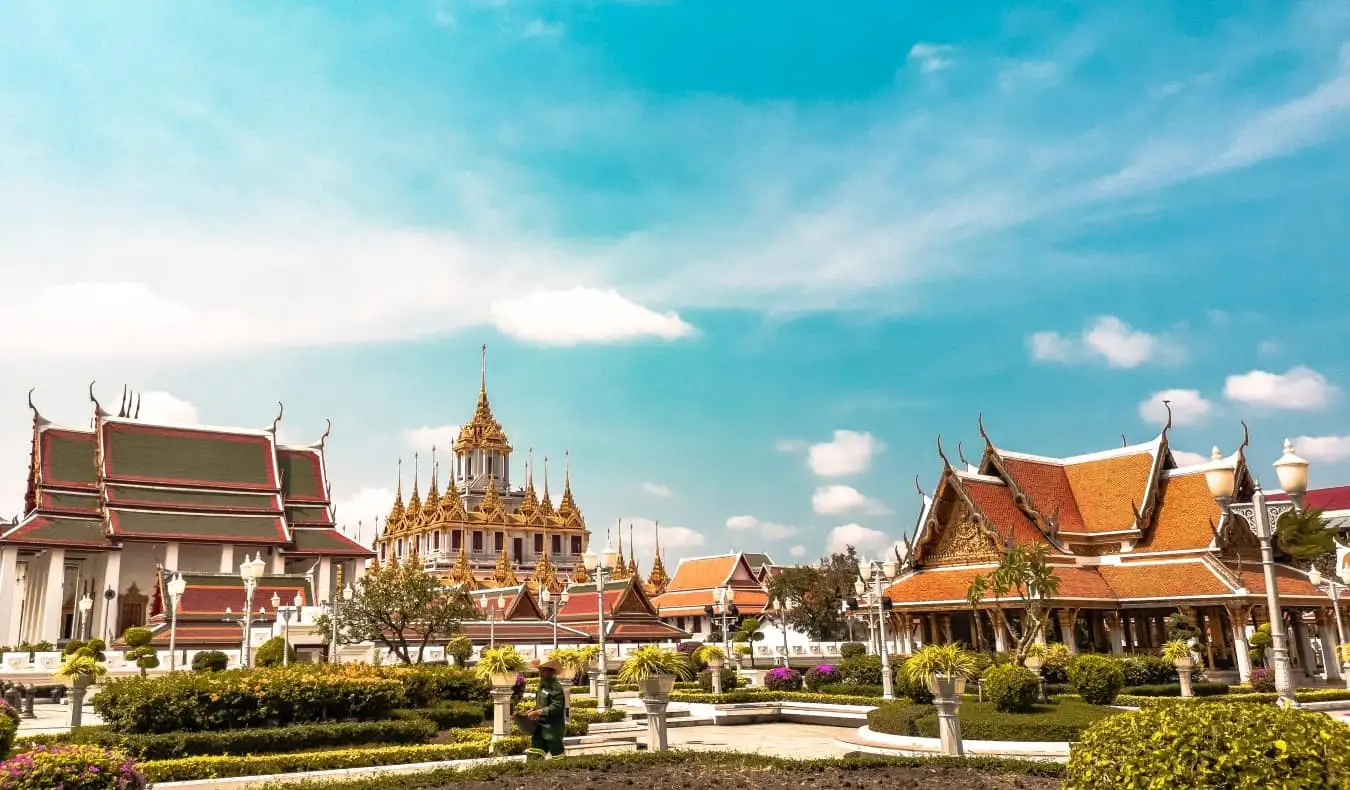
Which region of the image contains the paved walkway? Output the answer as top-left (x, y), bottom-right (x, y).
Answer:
top-left (665, 723), bottom-right (850, 759)
top-left (13, 702), bottom-right (102, 735)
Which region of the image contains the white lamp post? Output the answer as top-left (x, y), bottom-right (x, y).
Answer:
top-left (857, 558), bottom-right (899, 700)
top-left (274, 592), bottom-right (297, 667)
top-left (239, 553), bottom-right (265, 668)
top-left (1307, 566), bottom-right (1350, 686)
top-left (1205, 439), bottom-right (1309, 707)
top-left (326, 584), bottom-right (353, 664)
top-left (167, 573), bottom-right (187, 671)
top-left (713, 586), bottom-right (736, 660)
top-left (582, 541), bottom-right (619, 712)
top-left (77, 594), bottom-right (93, 642)
top-left (541, 587), bottom-right (569, 650)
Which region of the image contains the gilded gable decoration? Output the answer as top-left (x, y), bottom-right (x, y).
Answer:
top-left (476, 474), bottom-right (507, 523)
top-left (489, 547), bottom-right (519, 587)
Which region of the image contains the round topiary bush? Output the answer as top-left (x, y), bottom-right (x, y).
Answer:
top-left (803, 664), bottom-right (837, 691)
top-left (982, 664), bottom-right (1040, 713)
top-left (254, 637), bottom-right (298, 668)
top-left (191, 650), bottom-right (230, 673)
top-left (0, 744), bottom-right (149, 789)
top-left (446, 636), bottom-right (473, 667)
top-left (696, 668), bottom-right (739, 693)
top-left (763, 667), bottom-right (803, 691)
top-left (839, 642), bottom-right (868, 660)
top-left (1065, 701), bottom-right (1350, 788)
top-left (1250, 666), bottom-right (1277, 693)
top-left (1067, 654), bottom-right (1124, 706)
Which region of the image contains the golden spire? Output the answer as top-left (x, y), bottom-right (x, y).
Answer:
top-left (647, 521), bottom-right (670, 595)
top-left (436, 469), bottom-right (467, 522)
top-left (424, 447), bottom-right (441, 521)
top-left (571, 561), bottom-right (591, 584)
top-left (529, 548), bottom-right (562, 595)
top-left (454, 344), bottom-right (512, 452)
top-left (538, 455), bottom-right (556, 518)
top-left (556, 449), bottom-right (582, 527)
top-left (477, 471), bottom-right (507, 523)
top-left (626, 522), bottom-right (639, 578)
top-left (407, 452), bottom-right (423, 529)
top-left (518, 447), bottom-right (540, 520)
top-left (611, 524), bottom-right (630, 580)
top-left (383, 459), bottom-right (406, 538)
top-left (490, 545), bottom-right (519, 587)
top-left (448, 545), bottom-right (478, 590)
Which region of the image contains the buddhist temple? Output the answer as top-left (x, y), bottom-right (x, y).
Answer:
top-left (884, 416), bottom-right (1335, 684)
top-left (654, 552), bottom-right (772, 638)
top-left (0, 386), bottom-right (372, 648)
top-left (375, 347), bottom-right (591, 588)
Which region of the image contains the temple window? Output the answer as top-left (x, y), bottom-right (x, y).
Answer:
top-left (396, 538), bottom-right (404, 558)
top-left (487, 455), bottom-right (494, 477)
top-left (467, 456), bottom-right (473, 477)
top-left (534, 533), bottom-right (544, 553)
top-left (571, 536), bottom-right (583, 555)
top-left (452, 530), bottom-right (462, 550)
top-left (472, 531), bottom-right (483, 552)
top-left (493, 531), bottom-right (504, 552)
top-left (433, 530), bottom-right (441, 551)
top-left (551, 535), bottom-right (561, 555)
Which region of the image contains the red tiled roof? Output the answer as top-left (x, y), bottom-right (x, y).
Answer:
top-left (174, 574), bottom-right (313, 616)
top-left (1062, 450), bottom-right (1156, 534)
top-left (146, 623), bottom-right (247, 647)
top-left (1134, 470), bottom-right (1223, 552)
top-left (1268, 485), bottom-right (1350, 512)
top-left (1230, 564), bottom-right (1324, 599)
top-left (962, 477), bottom-right (1056, 551)
top-left (887, 564), bottom-right (1113, 605)
top-left (1000, 458), bottom-right (1087, 534)
top-left (457, 621), bottom-right (590, 643)
top-left (665, 555), bottom-right (740, 591)
top-left (654, 588), bottom-right (769, 616)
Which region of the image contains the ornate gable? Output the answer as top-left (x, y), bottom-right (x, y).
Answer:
top-left (914, 467), bottom-right (1003, 568)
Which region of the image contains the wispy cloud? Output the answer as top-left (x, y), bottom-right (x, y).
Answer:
top-left (907, 43), bottom-right (957, 74)
top-left (1031, 316), bottom-right (1180, 368)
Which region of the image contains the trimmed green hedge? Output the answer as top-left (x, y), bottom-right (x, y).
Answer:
top-left (391, 702), bottom-right (488, 730)
top-left (141, 737), bottom-right (529, 783)
top-left (16, 719), bottom-right (438, 761)
top-left (670, 690), bottom-right (881, 706)
top-left (1116, 687), bottom-right (1350, 708)
top-left (868, 698), bottom-right (1120, 742)
top-left (1066, 701), bottom-right (1350, 787)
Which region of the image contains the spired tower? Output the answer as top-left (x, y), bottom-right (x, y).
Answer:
top-left (376, 346), bottom-right (591, 589)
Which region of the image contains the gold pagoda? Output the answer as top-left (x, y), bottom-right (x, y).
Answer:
top-left (375, 346), bottom-right (590, 588)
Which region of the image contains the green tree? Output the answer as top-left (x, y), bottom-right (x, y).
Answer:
top-left (313, 559), bottom-right (478, 664)
top-left (122, 627), bottom-right (159, 677)
top-left (255, 636), bottom-right (297, 667)
top-left (732, 617), bottom-right (766, 667)
top-left (966, 543), bottom-right (1061, 665)
top-left (767, 547), bottom-right (861, 641)
top-left (1276, 508), bottom-right (1338, 567)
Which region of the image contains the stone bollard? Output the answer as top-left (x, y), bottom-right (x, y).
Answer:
top-left (595, 672), bottom-right (610, 713)
top-left (69, 677), bottom-right (90, 728)
top-left (1177, 661), bottom-right (1194, 698)
top-left (930, 674), bottom-right (966, 758)
top-left (489, 687), bottom-right (514, 742)
top-left (709, 661), bottom-right (724, 695)
top-left (22, 685), bottom-right (36, 719)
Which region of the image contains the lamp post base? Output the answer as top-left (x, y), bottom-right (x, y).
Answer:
top-left (595, 673), bottom-right (610, 713)
top-left (933, 695), bottom-right (964, 757)
top-left (489, 688), bottom-right (513, 740)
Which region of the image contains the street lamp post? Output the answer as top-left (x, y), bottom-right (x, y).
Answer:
top-left (582, 541), bottom-right (620, 712)
top-left (1307, 567), bottom-right (1350, 686)
top-left (1205, 439), bottom-right (1310, 708)
top-left (769, 598), bottom-right (795, 666)
top-left (273, 593), bottom-right (298, 667)
top-left (541, 588), bottom-right (570, 650)
top-left (713, 586), bottom-right (736, 659)
top-left (479, 592), bottom-right (506, 648)
top-left (102, 587), bottom-right (115, 642)
top-left (238, 553), bottom-right (265, 668)
top-left (77, 594), bottom-right (93, 642)
top-left (856, 558), bottom-right (899, 700)
top-left (326, 584), bottom-right (354, 664)
top-left (167, 573), bottom-right (187, 671)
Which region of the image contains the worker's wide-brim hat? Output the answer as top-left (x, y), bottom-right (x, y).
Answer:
top-left (532, 659), bottom-right (561, 671)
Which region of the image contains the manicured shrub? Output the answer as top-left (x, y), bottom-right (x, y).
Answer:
top-left (891, 657), bottom-right (933, 705)
top-left (1040, 643), bottom-right (1072, 684)
top-left (122, 627), bottom-right (159, 677)
top-left (1249, 666), bottom-right (1276, 693)
top-left (0, 699), bottom-right (19, 757)
top-left (190, 651), bottom-right (229, 673)
top-left (865, 701), bottom-right (930, 736)
top-left (839, 642), bottom-right (868, 660)
top-left (1066, 654), bottom-right (1124, 706)
top-left (254, 636), bottom-right (297, 668)
top-left (914, 699), bottom-right (1117, 742)
top-left (762, 667), bottom-right (803, 691)
top-left (394, 701), bottom-right (488, 730)
top-left (0, 744), bottom-right (148, 789)
top-left (382, 664), bottom-right (486, 707)
top-left (696, 668), bottom-right (739, 693)
top-left (1120, 655), bottom-right (1177, 686)
top-left (837, 655), bottom-right (883, 686)
top-left (1066, 701), bottom-right (1350, 788)
top-left (1123, 681), bottom-right (1229, 697)
top-left (817, 683), bottom-right (884, 698)
top-left (982, 665), bottom-right (1039, 713)
top-left (138, 740), bottom-right (509, 783)
top-left (802, 665), bottom-right (836, 691)
top-left (91, 664), bottom-right (406, 734)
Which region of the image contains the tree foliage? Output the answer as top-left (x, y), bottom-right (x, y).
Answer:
top-left (966, 543), bottom-right (1061, 664)
top-left (314, 559), bottom-right (478, 664)
top-left (1275, 507), bottom-right (1338, 564)
top-left (766, 547), bottom-right (861, 641)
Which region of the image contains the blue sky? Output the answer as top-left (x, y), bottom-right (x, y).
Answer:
top-left (2, 1), bottom-right (1349, 567)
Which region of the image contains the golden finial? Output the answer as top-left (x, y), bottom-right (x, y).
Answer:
top-left (455, 344), bottom-right (512, 452)
top-left (449, 545), bottom-right (478, 590)
top-left (490, 545), bottom-right (519, 587)
top-left (383, 460), bottom-right (406, 538)
top-left (627, 522), bottom-right (639, 578)
top-left (556, 449), bottom-right (582, 527)
top-left (538, 455), bottom-right (555, 517)
top-left (425, 446), bottom-right (441, 517)
top-left (571, 561), bottom-right (591, 584)
top-left (477, 471), bottom-right (507, 523)
top-left (407, 452), bottom-right (423, 528)
top-left (647, 521), bottom-right (670, 595)
top-left (611, 522), bottom-right (629, 580)
top-left (519, 448), bottom-right (540, 520)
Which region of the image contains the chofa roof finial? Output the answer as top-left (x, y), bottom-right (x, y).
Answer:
top-left (957, 441), bottom-right (969, 468)
top-left (1238, 420), bottom-right (1251, 460)
top-left (936, 434), bottom-right (954, 469)
top-left (270, 402), bottom-right (284, 434)
top-left (914, 475), bottom-right (928, 500)
top-left (1161, 398), bottom-right (1173, 435)
top-left (88, 381), bottom-right (107, 417)
top-left (978, 412), bottom-right (993, 447)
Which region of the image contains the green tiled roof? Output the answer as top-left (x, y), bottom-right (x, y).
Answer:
top-left (290, 528), bottom-right (373, 556)
top-left (103, 423), bottom-right (276, 489)
top-left (38, 490), bottom-right (101, 514)
top-left (286, 505), bottom-right (333, 526)
top-left (2, 515), bottom-right (108, 547)
top-left (41, 429), bottom-right (98, 487)
top-left (105, 484), bottom-right (279, 512)
top-left (278, 449), bottom-right (325, 501)
top-left (108, 508), bottom-right (285, 542)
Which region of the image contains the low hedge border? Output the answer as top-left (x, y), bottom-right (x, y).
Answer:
top-left (1115, 688), bottom-right (1350, 708)
top-left (15, 719), bottom-right (438, 761)
top-left (868, 698), bottom-right (1119, 742)
top-left (392, 701), bottom-right (489, 730)
top-left (141, 737), bottom-right (530, 783)
top-left (1117, 682), bottom-right (1229, 698)
top-left (669, 690), bottom-right (883, 706)
top-left (253, 750), bottom-right (1065, 789)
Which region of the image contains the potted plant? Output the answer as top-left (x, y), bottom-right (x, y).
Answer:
top-left (1340, 643), bottom-right (1350, 675)
top-left (53, 645), bottom-right (107, 729)
top-left (903, 643), bottom-right (978, 699)
top-left (474, 645), bottom-right (527, 689)
top-left (617, 645), bottom-right (693, 700)
top-left (1022, 643), bottom-right (1047, 671)
top-left (695, 644), bottom-right (727, 670)
top-left (1162, 639), bottom-right (1194, 669)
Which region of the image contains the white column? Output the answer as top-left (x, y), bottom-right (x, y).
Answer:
top-left (1318, 614), bottom-right (1342, 682)
top-left (0, 547), bottom-right (20, 646)
top-left (164, 542), bottom-right (180, 571)
top-left (993, 616), bottom-right (1008, 652)
top-left (219, 544), bottom-right (234, 573)
top-left (40, 548), bottom-right (66, 643)
top-left (20, 562), bottom-right (43, 643)
top-left (1227, 605), bottom-right (1252, 684)
top-left (94, 551), bottom-right (122, 643)
top-left (271, 549), bottom-right (284, 574)
top-left (1058, 609), bottom-right (1079, 654)
top-left (317, 556), bottom-right (332, 603)
top-left (352, 557), bottom-right (368, 585)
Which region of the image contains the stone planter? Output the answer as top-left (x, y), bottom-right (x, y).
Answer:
top-left (707, 657), bottom-right (725, 670)
top-left (489, 672), bottom-right (518, 690)
top-left (927, 673), bottom-right (967, 699)
top-left (1174, 658), bottom-right (1194, 698)
top-left (927, 674), bottom-right (966, 758)
top-left (639, 674), bottom-right (676, 701)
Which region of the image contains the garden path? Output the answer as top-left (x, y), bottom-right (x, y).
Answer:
top-left (662, 723), bottom-right (851, 759)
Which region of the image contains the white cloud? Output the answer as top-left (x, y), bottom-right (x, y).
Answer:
top-left (1224, 367), bottom-right (1338, 410)
top-left (522, 19), bottom-right (565, 39)
top-left (332, 486), bottom-right (394, 546)
top-left (1139, 389), bottom-right (1212, 427)
top-left (725, 514), bottom-right (797, 539)
top-left (489, 288), bottom-right (695, 345)
top-left (1291, 435), bottom-right (1350, 463)
top-left (405, 424), bottom-right (460, 450)
top-left (789, 545), bottom-right (807, 559)
top-left (641, 481), bottom-right (673, 498)
top-left (907, 43), bottom-right (957, 73)
top-left (812, 485), bottom-right (890, 516)
top-left (133, 391), bottom-right (199, 425)
top-left (1171, 450), bottom-right (1210, 467)
top-left (1031, 316), bottom-right (1174, 368)
top-left (807, 430), bottom-right (885, 477)
top-left (826, 523), bottom-right (901, 557)
top-left (774, 439), bottom-right (807, 453)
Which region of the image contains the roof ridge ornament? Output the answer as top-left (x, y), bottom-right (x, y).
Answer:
top-left (957, 441), bottom-right (969, 468)
top-left (914, 475), bottom-right (927, 500)
top-left (978, 412), bottom-right (993, 448)
top-left (936, 434), bottom-right (953, 469)
top-left (269, 402), bottom-right (284, 435)
top-left (89, 381), bottom-right (107, 418)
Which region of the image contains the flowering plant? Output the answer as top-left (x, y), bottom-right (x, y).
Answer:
top-left (0, 744), bottom-right (147, 790)
top-left (0, 700), bottom-right (17, 758)
top-left (763, 666), bottom-right (803, 691)
top-left (803, 664), bottom-right (836, 691)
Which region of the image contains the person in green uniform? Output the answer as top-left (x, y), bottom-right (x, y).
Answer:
top-left (526, 659), bottom-right (567, 757)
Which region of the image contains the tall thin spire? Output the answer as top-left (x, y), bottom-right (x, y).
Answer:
top-left (480, 343), bottom-right (488, 397)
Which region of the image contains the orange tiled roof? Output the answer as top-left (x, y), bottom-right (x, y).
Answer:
top-left (1098, 561), bottom-right (1233, 599)
top-left (961, 476), bottom-right (1057, 551)
top-left (1000, 458), bottom-right (1087, 534)
top-left (664, 555), bottom-right (739, 591)
top-left (655, 588), bottom-right (769, 616)
top-left (1062, 449), bottom-right (1156, 534)
top-left (1231, 564), bottom-right (1324, 599)
top-left (1134, 470), bottom-right (1223, 551)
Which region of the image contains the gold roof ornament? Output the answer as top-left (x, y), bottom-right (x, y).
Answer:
top-left (406, 452), bottom-right (423, 530)
top-left (611, 525), bottom-right (630, 580)
top-left (476, 472), bottom-right (507, 523)
top-left (556, 450), bottom-right (583, 528)
top-left (455, 344), bottom-right (512, 452)
top-left (435, 469), bottom-right (467, 522)
top-left (626, 522), bottom-right (639, 578)
top-left (518, 448), bottom-right (541, 521)
top-left (537, 456), bottom-right (556, 519)
top-left (448, 545), bottom-right (478, 590)
top-left (383, 459), bottom-right (406, 538)
top-left (571, 562), bottom-right (591, 584)
top-left (529, 549), bottom-right (562, 595)
top-left (646, 521), bottom-right (671, 596)
top-left (423, 447), bottom-right (441, 524)
top-left (489, 546), bottom-right (519, 587)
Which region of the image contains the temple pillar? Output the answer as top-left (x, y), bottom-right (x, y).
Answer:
top-left (40, 548), bottom-right (65, 643)
top-left (19, 561), bottom-right (43, 644)
top-left (1318, 612), bottom-right (1342, 682)
top-left (1290, 613), bottom-right (1314, 677)
top-left (1147, 614), bottom-right (1162, 648)
top-left (1033, 610), bottom-right (1047, 646)
top-left (1057, 608), bottom-right (1079, 654)
top-left (0, 547), bottom-right (20, 646)
top-left (219, 545), bottom-right (234, 573)
top-left (1106, 612), bottom-right (1125, 655)
top-left (271, 549), bottom-right (285, 574)
top-left (993, 615), bottom-right (1008, 652)
top-left (317, 556), bottom-right (333, 603)
top-left (940, 615), bottom-right (953, 645)
top-left (1227, 604), bottom-right (1253, 684)
top-left (93, 551), bottom-right (122, 643)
